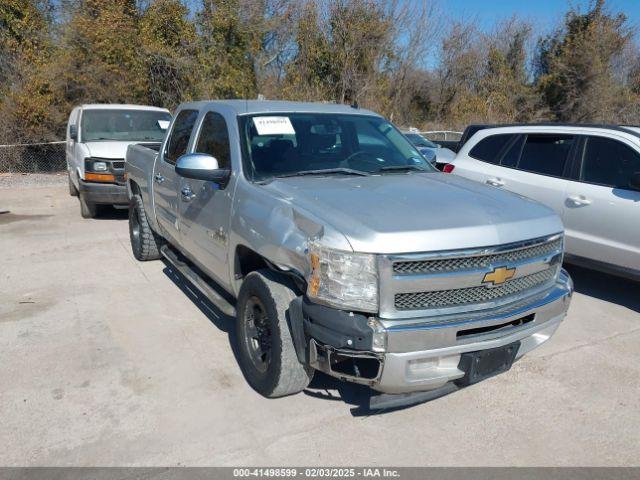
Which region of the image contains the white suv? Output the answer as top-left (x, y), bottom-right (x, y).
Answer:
top-left (448, 124), bottom-right (640, 281)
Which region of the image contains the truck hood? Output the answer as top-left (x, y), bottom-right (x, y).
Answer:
top-left (263, 172), bottom-right (563, 254)
top-left (84, 141), bottom-right (143, 159)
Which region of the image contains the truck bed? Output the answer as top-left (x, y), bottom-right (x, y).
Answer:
top-left (125, 142), bottom-right (162, 207)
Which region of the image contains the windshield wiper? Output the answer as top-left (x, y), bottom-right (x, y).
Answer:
top-left (274, 168), bottom-right (371, 179)
top-left (379, 165), bottom-right (428, 173)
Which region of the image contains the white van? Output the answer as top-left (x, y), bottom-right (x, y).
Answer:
top-left (66, 104), bottom-right (171, 218)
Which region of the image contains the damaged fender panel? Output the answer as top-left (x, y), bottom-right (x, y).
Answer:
top-left (229, 179), bottom-right (352, 296)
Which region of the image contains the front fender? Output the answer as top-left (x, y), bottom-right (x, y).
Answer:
top-left (229, 180), bottom-right (352, 297)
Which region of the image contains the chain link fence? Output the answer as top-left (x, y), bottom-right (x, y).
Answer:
top-left (0, 141), bottom-right (66, 173)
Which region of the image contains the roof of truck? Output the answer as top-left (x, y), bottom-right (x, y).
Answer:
top-left (80, 104), bottom-right (170, 112)
top-left (178, 99), bottom-right (381, 117)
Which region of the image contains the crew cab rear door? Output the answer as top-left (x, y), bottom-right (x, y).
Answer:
top-left (154, 109), bottom-right (198, 245)
top-left (177, 110), bottom-right (234, 290)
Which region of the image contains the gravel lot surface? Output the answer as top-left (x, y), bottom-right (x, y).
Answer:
top-left (0, 173), bottom-right (67, 189)
top-left (1, 185), bottom-right (639, 466)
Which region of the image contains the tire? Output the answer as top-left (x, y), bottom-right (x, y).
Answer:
top-left (79, 192), bottom-right (98, 218)
top-left (236, 269), bottom-right (313, 398)
top-left (68, 173), bottom-right (78, 197)
top-left (129, 194), bottom-right (162, 261)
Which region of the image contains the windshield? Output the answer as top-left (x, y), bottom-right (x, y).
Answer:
top-left (80, 109), bottom-right (171, 142)
top-left (240, 113), bottom-right (436, 180)
top-left (405, 133), bottom-right (437, 148)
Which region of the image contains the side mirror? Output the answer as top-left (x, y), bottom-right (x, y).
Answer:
top-left (69, 125), bottom-right (78, 141)
top-left (175, 153), bottom-right (230, 185)
top-left (629, 172), bottom-right (640, 191)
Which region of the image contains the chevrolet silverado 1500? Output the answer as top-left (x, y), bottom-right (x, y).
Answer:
top-left (125, 100), bottom-right (573, 409)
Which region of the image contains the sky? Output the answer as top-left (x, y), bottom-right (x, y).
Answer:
top-left (442, 0), bottom-right (640, 36)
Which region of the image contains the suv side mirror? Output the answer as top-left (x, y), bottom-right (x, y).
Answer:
top-left (629, 172), bottom-right (640, 191)
top-left (69, 125), bottom-right (78, 141)
top-left (175, 153), bottom-right (230, 185)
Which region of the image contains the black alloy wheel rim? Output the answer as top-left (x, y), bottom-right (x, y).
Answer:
top-left (243, 296), bottom-right (272, 373)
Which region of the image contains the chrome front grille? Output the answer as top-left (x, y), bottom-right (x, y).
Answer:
top-left (378, 234), bottom-right (563, 318)
top-left (393, 238), bottom-right (563, 275)
top-left (394, 268), bottom-right (557, 310)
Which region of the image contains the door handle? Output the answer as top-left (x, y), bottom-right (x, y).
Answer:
top-left (486, 177), bottom-right (505, 187)
top-left (568, 195), bottom-right (592, 206)
top-left (181, 186), bottom-right (196, 202)
top-left (154, 173), bottom-right (165, 184)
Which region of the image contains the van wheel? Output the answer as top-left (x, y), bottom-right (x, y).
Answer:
top-left (129, 194), bottom-right (162, 261)
top-left (236, 269), bottom-right (313, 398)
top-left (68, 173), bottom-right (78, 197)
top-left (79, 192), bottom-right (98, 218)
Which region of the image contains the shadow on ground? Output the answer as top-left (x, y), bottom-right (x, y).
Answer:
top-left (94, 206), bottom-right (128, 220)
top-left (564, 263), bottom-right (639, 313)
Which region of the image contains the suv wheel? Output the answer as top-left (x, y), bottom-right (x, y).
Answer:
top-left (236, 269), bottom-right (313, 398)
top-left (129, 194), bottom-right (162, 261)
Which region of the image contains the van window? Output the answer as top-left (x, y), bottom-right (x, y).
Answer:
top-left (468, 134), bottom-right (514, 164)
top-left (195, 112), bottom-right (231, 169)
top-left (581, 136), bottom-right (640, 189)
top-left (518, 135), bottom-right (574, 177)
top-left (80, 109), bottom-right (170, 142)
top-left (165, 110), bottom-right (198, 164)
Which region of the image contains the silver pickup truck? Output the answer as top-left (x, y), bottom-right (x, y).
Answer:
top-left (126, 100), bottom-right (573, 409)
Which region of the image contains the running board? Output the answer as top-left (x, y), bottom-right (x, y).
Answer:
top-left (160, 245), bottom-right (237, 317)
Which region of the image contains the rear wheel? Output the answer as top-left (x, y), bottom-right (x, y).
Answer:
top-left (129, 194), bottom-right (162, 261)
top-left (79, 192), bottom-right (98, 218)
top-left (236, 269), bottom-right (313, 398)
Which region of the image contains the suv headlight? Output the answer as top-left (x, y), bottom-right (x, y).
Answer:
top-left (306, 241), bottom-right (378, 313)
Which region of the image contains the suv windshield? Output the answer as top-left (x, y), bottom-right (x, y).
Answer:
top-left (81, 109), bottom-right (171, 142)
top-left (240, 113), bottom-right (435, 180)
top-left (405, 133), bottom-right (437, 148)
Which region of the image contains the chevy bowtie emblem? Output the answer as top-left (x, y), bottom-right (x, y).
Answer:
top-left (483, 266), bottom-right (516, 286)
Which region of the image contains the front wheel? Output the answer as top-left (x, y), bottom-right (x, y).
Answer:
top-left (68, 173), bottom-right (78, 197)
top-left (236, 269), bottom-right (313, 398)
top-left (79, 192), bottom-right (98, 218)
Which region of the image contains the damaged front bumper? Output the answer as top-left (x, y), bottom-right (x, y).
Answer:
top-left (291, 269), bottom-right (573, 398)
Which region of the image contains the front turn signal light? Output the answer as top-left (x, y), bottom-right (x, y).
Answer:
top-left (85, 172), bottom-right (116, 183)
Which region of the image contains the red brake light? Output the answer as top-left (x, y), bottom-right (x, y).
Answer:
top-left (443, 164), bottom-right (455, 173)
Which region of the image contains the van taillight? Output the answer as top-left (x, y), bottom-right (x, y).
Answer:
top-left (443, 164), bottom-right (455, 173)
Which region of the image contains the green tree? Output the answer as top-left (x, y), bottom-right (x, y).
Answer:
top-left (59, 0), bottom-right (148, 104)
top-left (535, 0), bottom-right (635, 122)
top-left (0, 0), bottom-right (58, 142)
top-left (283, 0), bottom-right (392, 108)
top-left (140, 0), bottom-right (198, 108)
top-left (196, 0), bottom-right (264, 99)
top-left (478, 21), bottom-right (540, 122)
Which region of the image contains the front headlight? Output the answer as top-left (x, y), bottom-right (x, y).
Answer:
top-left (306, 241), bottom-right (378, 313)
top-left (85, 158), bottom-right (108, 172)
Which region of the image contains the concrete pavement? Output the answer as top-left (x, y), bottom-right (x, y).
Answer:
top-left (1, 184), bottom-right (639, 466)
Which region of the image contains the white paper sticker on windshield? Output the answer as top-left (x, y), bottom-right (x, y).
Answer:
top-left (253, 116), bottom-right (295, 135)
top-left (157, 120), bottom-right (170, 130)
